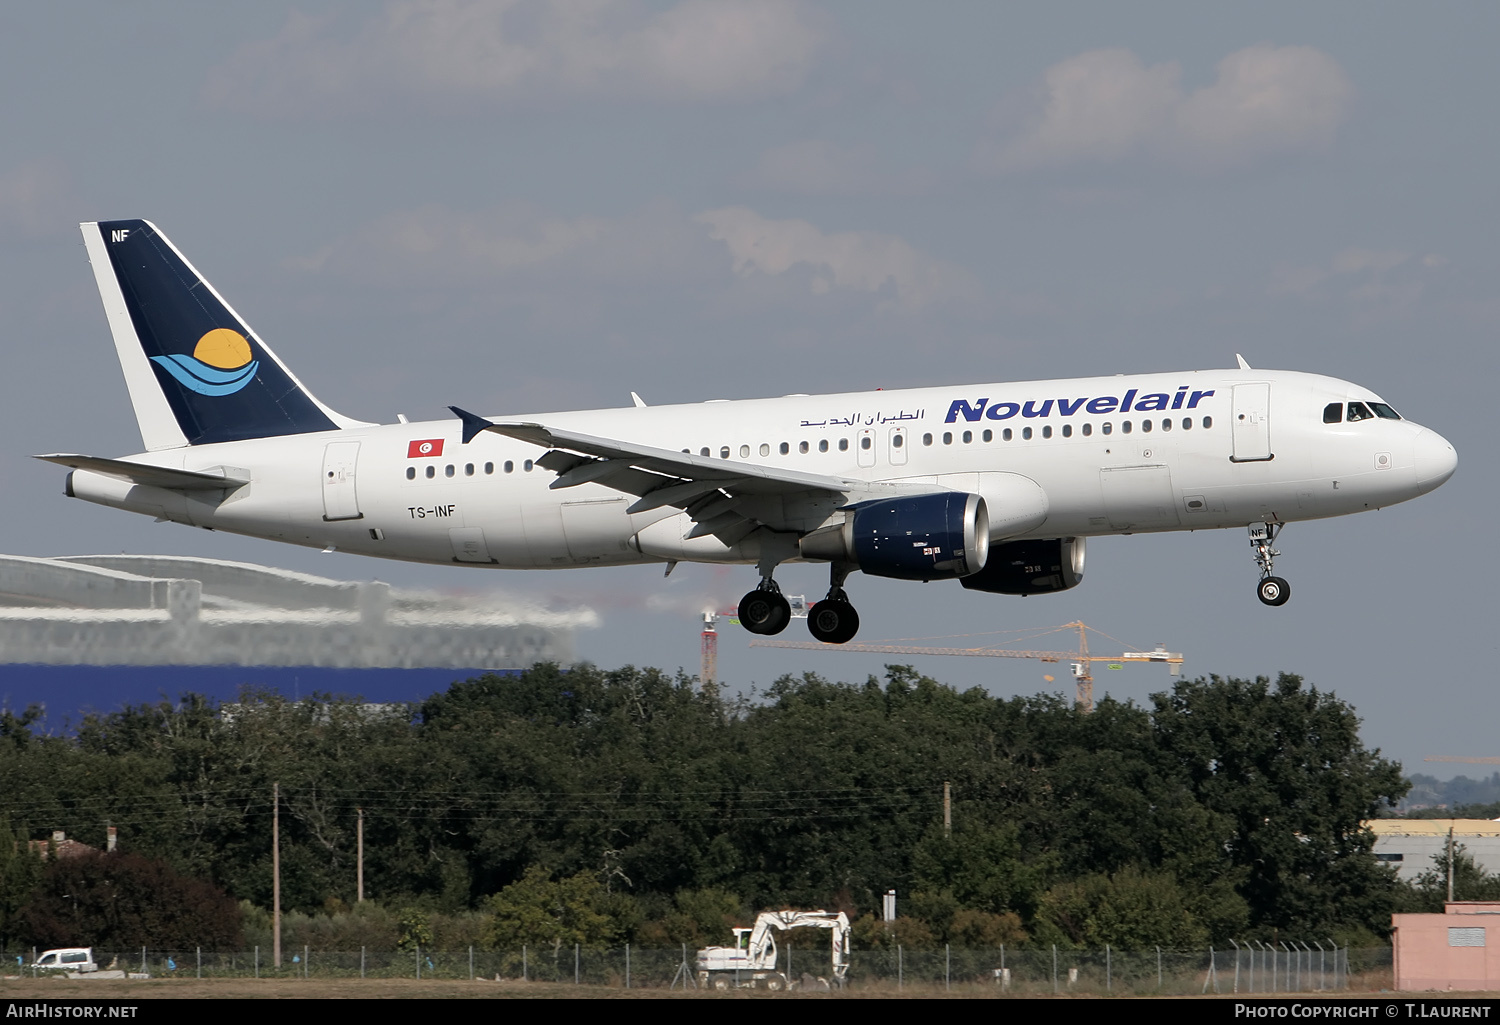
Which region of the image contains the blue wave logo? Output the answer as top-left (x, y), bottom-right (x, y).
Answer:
top-left (151, 329), bottom-right (259, 396)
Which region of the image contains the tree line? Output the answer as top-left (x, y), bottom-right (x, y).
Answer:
top-left (0, 664), bottom-right (1428, 952)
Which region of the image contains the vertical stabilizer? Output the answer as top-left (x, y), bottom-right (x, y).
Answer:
top-left (81, 220), bottom-right (366, 448)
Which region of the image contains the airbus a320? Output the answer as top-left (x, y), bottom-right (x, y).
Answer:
top-left (43, 220), bottom-right (1458, 644)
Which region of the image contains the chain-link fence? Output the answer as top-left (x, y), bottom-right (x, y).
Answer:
top-left (4, 943), bottom-right (1392, 993)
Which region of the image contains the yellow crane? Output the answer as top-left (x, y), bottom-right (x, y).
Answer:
top-left (751, 620), bottom-right (1182, 712)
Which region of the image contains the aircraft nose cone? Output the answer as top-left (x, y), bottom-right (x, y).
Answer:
top-left (1414, 428), bottom-right (1457, 493)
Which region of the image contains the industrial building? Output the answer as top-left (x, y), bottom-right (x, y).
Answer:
top-left (1367, 819), bottom-right (1500, 881)
top-left (0, 554), bottom-right (591, 712)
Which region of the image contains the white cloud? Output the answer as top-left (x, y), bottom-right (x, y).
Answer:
top-left (288, 201), bottom-right (715, 287)
top-left (1269, 246), bottom-right (1438, 317)
top-left (204, 0), bottom-right (822, 115)
top-left (740, 139), bottom-right (933, 196)
top-left (985, 44), bottom-right (1353, 172)
top-left (293, 201), bottom-right (973, 315)
top-left (695, 206), bottom-right (975, 310)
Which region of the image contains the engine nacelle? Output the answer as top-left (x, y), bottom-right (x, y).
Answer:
top-left (800, 492), bottom-right (989, 581)
top-left (960, 537), bottom-right (1085, 595)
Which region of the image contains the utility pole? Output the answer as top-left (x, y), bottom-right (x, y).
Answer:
top-left (1448, 825), bottom-right (1456, 903)
top-left (357, 806), bottom-right (364, 903)
top-left (273, 782), bottom-right (281, 967)
top-left (943, 781), bottom-right (951, 839)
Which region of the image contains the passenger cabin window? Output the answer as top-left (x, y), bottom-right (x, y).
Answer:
top-left (1347, 402), bottom-right (1374, 422)
top-left (425, 465), bottom-right (435, 478)
top-left (819, 440), bottom-right (829, 453)
top-left (839, 438), bottom-right (849, 451)
top-left (780, 442), bottom-right (790, 454)
top-left (1323, 403), bottom-right (1343, 424)
top-left (799, 441), bottom-right (809, 453)
top-left (406, 467), bottom-right (415, 480)
top-left (922, 433), bottom-right (933, 446)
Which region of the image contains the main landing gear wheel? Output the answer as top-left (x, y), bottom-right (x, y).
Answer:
top-left (739, 588), bottom-right (791, 635)
top-left (1257, 576), bottom-right (1291, 606)
top-left (807, 598), bottom-right (860, 644)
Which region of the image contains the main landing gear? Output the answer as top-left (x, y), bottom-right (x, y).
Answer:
top-left (738, 579), bottom-right (791, 636)
top-left (1249, 521), bottom-right (1291, 607)
top-left (807, 563), bottom-right (860, 645)
top-left (739, 563), bottom-right (863, 644)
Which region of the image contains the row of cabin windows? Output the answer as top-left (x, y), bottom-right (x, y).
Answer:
top-left (925, 417), bottom-right (1213, 445)
top-left (409, 415), bottom-right (1221, 480)
top-left (680, 417), bottom-right (1216, 460)
top-left (405, 459), bottom-right (533, 480)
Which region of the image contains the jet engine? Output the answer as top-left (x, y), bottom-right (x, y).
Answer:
top-left (959, 537), bottom-right (1085, 595)
top-left (799, 492), bottom-right (989, 581)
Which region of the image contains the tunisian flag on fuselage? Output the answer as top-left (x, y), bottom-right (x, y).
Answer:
top-left (407, 439), bottom-right (444, 458)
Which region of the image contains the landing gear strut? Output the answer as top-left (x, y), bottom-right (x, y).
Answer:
top-left (1249, 521), bottom-right (1290, 607)
top-left (739, 578), bottom-right (791, 635)
top-left (807, 563), bottom-right (860, 644)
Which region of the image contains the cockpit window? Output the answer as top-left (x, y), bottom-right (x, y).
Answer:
top-left (1347, 402), bottom-right (1374, 422)
top-left (1370, 402), bottom-right (1402, 420)
top-left (1323, 403), bottom-right (1342, 424)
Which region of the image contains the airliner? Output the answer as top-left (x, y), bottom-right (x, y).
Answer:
top-left (42, 220), bottom-right (1458, 644)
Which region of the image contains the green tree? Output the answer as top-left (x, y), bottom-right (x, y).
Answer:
top-left (1151, 673), bottom-right (1406, 937)
top-left (17, 850), bottom-right (242, 950)
top-left (484, 867), bottom-right (630, 954)
top-left (1031, 867), bottom-right (1211, 949)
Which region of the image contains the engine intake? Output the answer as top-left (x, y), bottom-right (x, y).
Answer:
top-left (960, 537), bottom-right (1085, 595)
top-left (800, 492), bottom-right (989, 581)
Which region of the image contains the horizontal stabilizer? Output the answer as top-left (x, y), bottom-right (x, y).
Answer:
top-left (35, 454), bottom-right (248, 491)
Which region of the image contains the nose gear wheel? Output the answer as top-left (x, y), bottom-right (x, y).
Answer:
top-left (1249, 522), bottom-right (1290, 606)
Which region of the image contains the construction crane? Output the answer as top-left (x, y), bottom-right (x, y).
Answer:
top-left (702, 597), bottom-right (807, 687)
top-left (1425, 757), bottom-right (1500, 765)
top-left (751, 620), bottom-right (1182, 713)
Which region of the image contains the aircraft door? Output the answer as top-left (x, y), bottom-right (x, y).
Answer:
top-left (1231, 383), bottom-right (1273, 462)
top-left (888, 426), bottom-right (908, 466)
top-left (321, 442), bottom-right (362, 521)
top-left (857, 428), bottom-right (877, 468)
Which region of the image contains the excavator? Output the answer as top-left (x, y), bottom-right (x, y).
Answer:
top-left (696, 910), bottom-right (851, 990)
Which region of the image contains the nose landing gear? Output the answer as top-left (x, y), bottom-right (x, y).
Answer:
top-left (1249, 521), bottom-right (1291, 606)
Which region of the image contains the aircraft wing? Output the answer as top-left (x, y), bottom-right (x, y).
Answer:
top-left (35, 454), bottom-right (249, 491)
top-left (450, 407), bottom-right (927, 540)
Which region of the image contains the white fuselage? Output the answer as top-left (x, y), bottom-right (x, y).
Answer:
top-left (65, 368), bottom-right (1456, 571)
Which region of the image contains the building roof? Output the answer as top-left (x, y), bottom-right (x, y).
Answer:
top-left (1367, 819), bottom-right (1500, 837)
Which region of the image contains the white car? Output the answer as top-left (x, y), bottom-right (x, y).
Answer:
top-left (31, 948), bottom-right (96, 973)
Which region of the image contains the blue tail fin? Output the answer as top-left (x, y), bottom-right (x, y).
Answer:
top-left (82, 220), bottom-right (361, 448)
